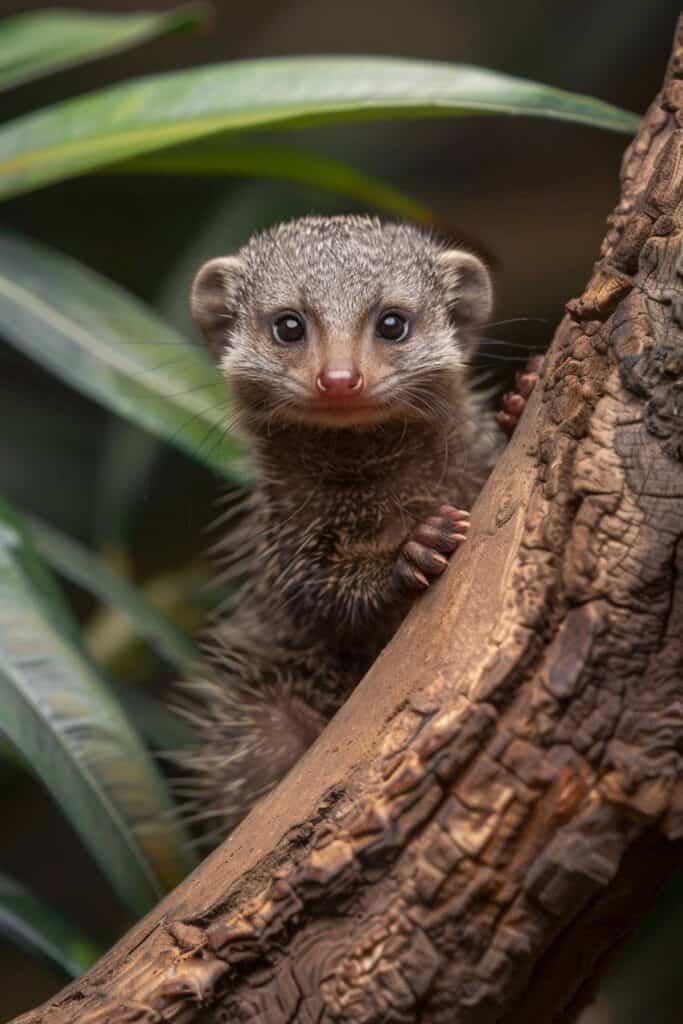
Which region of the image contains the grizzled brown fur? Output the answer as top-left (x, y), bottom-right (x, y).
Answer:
top-left (177, 216), bottom-right (512, 839)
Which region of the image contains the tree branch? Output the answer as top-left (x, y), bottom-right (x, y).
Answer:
top-left (14, 16), bottom-right (683, 1024)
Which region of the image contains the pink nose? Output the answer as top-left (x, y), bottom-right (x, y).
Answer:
top-left (316, 367), bottom-right (364, 397)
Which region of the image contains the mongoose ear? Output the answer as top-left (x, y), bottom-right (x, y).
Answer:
top-left (191, 256), bottom-right (244, 358)
top-left (436, 249), bottom-right (492, 330)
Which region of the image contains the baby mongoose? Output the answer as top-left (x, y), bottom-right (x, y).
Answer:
top-left (179, 215), bottom-right (538, 840)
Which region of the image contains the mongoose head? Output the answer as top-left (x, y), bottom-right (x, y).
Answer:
top-left (191, 215), bottom-right (492, 431)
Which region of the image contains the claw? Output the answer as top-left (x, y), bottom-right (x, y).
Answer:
top-left (395, 504), bottom-right (469, 594)
top-left (497, 356), bottom-right (545, 438)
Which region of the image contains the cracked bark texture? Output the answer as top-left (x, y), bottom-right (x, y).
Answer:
top-left (14, 18), bottom-right (683, 1024)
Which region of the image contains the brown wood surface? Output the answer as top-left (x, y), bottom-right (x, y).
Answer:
top-left (14, 17), bottom-right (683, 1024)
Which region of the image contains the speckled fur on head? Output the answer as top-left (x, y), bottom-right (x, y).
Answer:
top-left (178, 215), bottom-right (504, 843)
top-left (191, 215), bottom-right (493, 434)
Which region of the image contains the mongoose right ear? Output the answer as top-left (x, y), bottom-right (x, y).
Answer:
top-left (436, 249), bottom-right (493, 331)
top-left (191, 256), bottom-right (244, 358)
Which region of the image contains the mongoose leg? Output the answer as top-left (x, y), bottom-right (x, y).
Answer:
top-left (496, 354), bottom-right (544, 438)
top-left (395, 505), bottom-right (470, 591)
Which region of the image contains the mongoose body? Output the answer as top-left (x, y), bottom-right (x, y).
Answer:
top-left (179, 215), bottom-right (535, 838)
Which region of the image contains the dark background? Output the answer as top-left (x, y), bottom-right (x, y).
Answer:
top-left (0, 1), bottom-right (681, 1020)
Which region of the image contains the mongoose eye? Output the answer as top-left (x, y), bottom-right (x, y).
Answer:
top-left (272, 310), bottom-right (306, 344)
top-left (376, 310), bottom-right (410, 343)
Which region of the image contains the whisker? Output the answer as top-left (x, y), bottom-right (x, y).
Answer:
top-left (482, 316), bottom-right (550, 329)
top-left (158, 381), bottom-right (218, 400)
top-left (478, 337), bottom-right (547, 351)
top-left (464, 352), bottom-right (538, 364)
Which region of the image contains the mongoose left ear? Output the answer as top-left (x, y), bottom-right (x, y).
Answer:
top-left (191, 256), bottom-right (244, 359)
top-left (436, 249), bottom-right (492, 329)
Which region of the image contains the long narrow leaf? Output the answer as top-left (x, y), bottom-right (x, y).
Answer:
top-left (92, 420), bottom-right (163, 550)
top-left (114, 687), bottom-right (198, 752)
top-left (0, 4), bottom-right (206, 93)
top-left (0, 57), bottom-right (640, 201)
top-left (0, 498), bottom-right (197, 916)
top-left (27, 516), bottom-right (198, 672)
top-left (117, 143), bottom-right (432, 223)
top-left (0, 230), bottom-right (247, 479)
top-left (0, 872), bottom-right (101, 978)
top-left (83, 565), bottom-right (209, 679)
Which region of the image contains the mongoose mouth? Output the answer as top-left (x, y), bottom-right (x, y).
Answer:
top-left (293, 396), bottom-right (401, 428)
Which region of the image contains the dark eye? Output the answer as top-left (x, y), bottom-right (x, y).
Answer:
top-left (376, 310), bottom-right (410, 343)
top-left (272, 310), bottom-right (306, 344)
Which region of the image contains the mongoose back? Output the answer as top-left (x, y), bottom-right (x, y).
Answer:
top-left (178, 215), bottom-right (536, 840)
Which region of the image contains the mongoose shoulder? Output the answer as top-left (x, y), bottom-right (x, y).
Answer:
top-left (177, 215), bottom-right (538, 841)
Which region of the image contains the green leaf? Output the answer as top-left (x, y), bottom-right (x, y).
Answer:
top-left (0, 229), bottom-right (248, 479)
top-left (0, 4), bottom-right (207, 93)
top-left (0, 57), bottom-right (640, 201)
top-left (118, 143), bottom-right (432, 223)
top-left (83, 564), bottom-right (210, 680)
top-left (27, 515), bottom-right (198, 672)
top-left (0, 497), bottom-right (197, 916)
top-left (0, 872), bottom-right (101, 978)
top-left (92, 419), bottom-right (163, 550)
top-left (115, 686), bottom-right (198, 752)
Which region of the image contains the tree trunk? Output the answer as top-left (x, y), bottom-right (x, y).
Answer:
top-left (15, 18), bottom-right (683, 1024)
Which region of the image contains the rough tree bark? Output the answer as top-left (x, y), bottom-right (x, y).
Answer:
top-left (15, 18), bottom-right (683, 1024)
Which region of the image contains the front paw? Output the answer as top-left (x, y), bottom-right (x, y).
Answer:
top-left (394, 505), bottom-right (470, 592)
top-left (496, 355), bottom-right (544, 438)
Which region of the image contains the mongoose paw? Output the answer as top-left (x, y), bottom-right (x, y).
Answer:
top-left (395, 505), bottom-right (470, 592)
top-left (496, 355), bottom-right (544, 438)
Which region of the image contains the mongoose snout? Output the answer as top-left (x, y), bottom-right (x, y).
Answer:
top-left (315, 365), bottom-right (364, 396)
